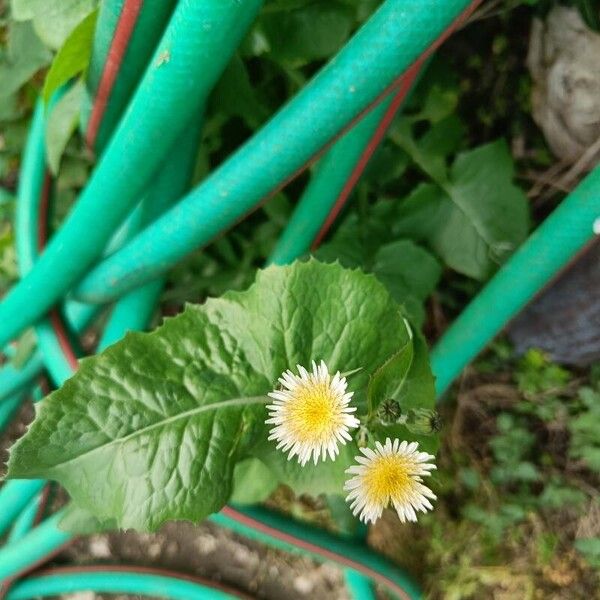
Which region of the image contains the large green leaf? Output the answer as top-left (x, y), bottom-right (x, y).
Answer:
top-left (8, 261), bottom-right (432, 531)
top-left (230, 458), bottom-right (279, 504)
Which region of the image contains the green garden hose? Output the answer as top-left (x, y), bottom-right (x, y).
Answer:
top-left (7, 567), bottom-right (245, 600)
top-left (0, 0), bottom-right (263, 348)
top-left (1, 0), bottom-right (205, 571)
top-left (1, 0), bottom-right (207, 403)
top-left (6, 2), bottom-right (581, 600)
top-left (0, 480), bottom-right (45, 538)
top-left (74, 0), bottom-right (478, 303)
top-left (82, 0), bottom-right (178, 151)
top-left (269, 62), bottom-right (424, 265)
top-left (269, 95), bottom-right (396, 266)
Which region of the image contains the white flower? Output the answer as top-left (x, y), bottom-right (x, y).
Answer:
top-left (266, 360), bottom-right (360, 466)
top-left (344, 438), bottom-right (436, 524)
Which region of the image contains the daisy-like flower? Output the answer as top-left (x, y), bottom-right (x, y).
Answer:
top-left (266, 360), bottom-right (360, 466)
top-left (344, 438), bottom-right (436, 524)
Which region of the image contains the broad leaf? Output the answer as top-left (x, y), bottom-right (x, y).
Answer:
top-left (254, 436), bottom-right (360, 496)
top-left (371, 240), bottom-right (442, 326)
top-left (367, 338), bottom-right (414, 415)
top-left (8, 261), bottom-right (432, 531)
top-left (59, 504), bottom-right (117, 535)
top-left (42, 9), bottom-right (98, 103)
top-left (395, 141), bottom-right (530, 280)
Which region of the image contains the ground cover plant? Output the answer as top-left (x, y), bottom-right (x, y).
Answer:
top-left (1, 0), bottom-right (599, 598)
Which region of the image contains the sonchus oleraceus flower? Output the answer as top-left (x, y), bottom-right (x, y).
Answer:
top-left (344, 438), bottom-right (436, 524)
top-left (266, 360), bottom-right (360, 465)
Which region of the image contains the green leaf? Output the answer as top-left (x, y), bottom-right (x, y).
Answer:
top-left (8, 260), bottom-right (430, 531)
top-left (395, 141), bottom-right (530, 280)
top-left (42, 9), bottom-right (98, 103)
top-left (59, 504), bottom-right (117, 534)
top-left (212, 54), bottom-right (269, 129)
top-left (45, 79), bottom-right (84, 175)
top-left (254, 437), bottom-right (360, 496)
top-left (230, 458), bottom-right (278, 504)
top-left (260, 2), bottom-right (355, 65)
top-left (391, 119), bottom-right (449, 184)
top-left (575, 537), bottom-right (600, 567)
top-left (0, 21), bottom-right (52, 98)
top-left (371, 240), bottom-right (442, 326)
top-left (414, 84), bottom-right (459, 124)
top-left (11, 0), bottom-right (97, 50)
top-left (11, 328), bottom-right (37, 369)
top-left (367, 337), bottom-right (414, 415)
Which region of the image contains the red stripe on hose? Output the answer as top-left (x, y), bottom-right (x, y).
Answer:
top-left (310, 61), bottom-right (422, 250)
top-left (33, 486), bottom-right (50, 527)
top-left (46, 1), bottom-right (148, 368)
top-left (36, 173), bottom-right (52, 253)
top-left (309, 0), bottom-right (482, 249)
top-left (85, 0), bottom-right (144, 149)
top-left (0, 541), bottom-right (72, 599)
top-left (48, 310), bottom-right (79, 371)
top-left (221, 507), bottom-right (412, 600)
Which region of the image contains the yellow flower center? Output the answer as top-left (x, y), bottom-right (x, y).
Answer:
top-left (284, 381), bottom-right (342, 443)
top-left (362, 455), bottom-right (415, 505)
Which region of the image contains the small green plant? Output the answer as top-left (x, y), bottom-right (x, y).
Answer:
top-left (7, 260), bottom-right (440, 531)
top-left (461, 349), bottom-right (593, 542)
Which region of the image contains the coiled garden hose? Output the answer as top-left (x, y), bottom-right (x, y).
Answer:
top-left (0, 83), bottom-right (420, 600)
top-left (0, 0), bottom-right (172, 404)
top-left (1, 0), bottom-right (205, 578)
top-left (0, 3), bottom-right (485, 599)
top-left (269, 62), bottom-right (423, 265)
top-left (9, 1), bottom-right (584, 599)
top-left (0, 0), bottom-right (264, 348)
top-left (0, 100), bottom-right (205, 583)
top-left (73, 0), bottom-right (480, 304)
